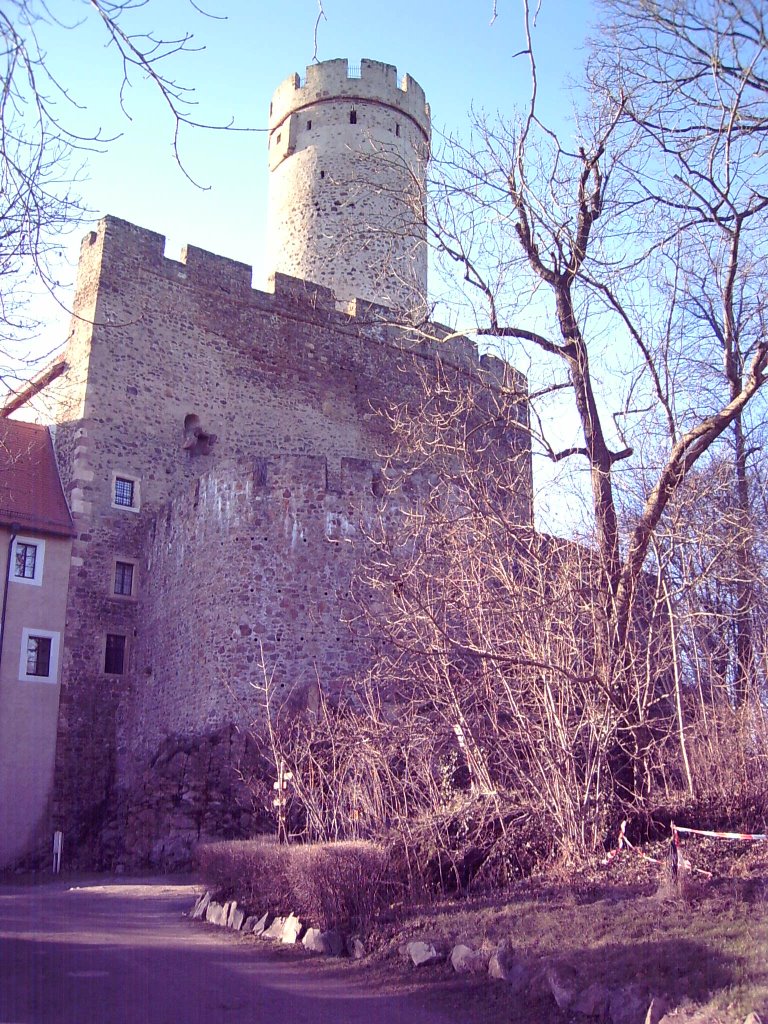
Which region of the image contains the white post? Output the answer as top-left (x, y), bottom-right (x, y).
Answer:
top-left (52, 830), bottom-right (62, 874)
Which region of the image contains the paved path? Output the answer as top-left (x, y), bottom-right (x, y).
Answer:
top-left (0, 878), bottom-right (462, 1024)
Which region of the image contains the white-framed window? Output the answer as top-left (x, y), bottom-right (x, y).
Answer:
top-left (111, 471), bottom-right (141, 512)
top-left (18, 627), bottom-right (60, 684)
top-left (10, 536), bottom-right (45, 586)
top-left (112, 558), bottom-right (137, 599)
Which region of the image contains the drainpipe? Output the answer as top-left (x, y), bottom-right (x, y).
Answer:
top-left (0, 524), bottom-right (20, 673)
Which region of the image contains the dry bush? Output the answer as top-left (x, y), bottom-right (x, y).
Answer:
top-left (198, 837), bottom-right (397, 933)
top-left (286, 841), bottom-right (396, 932)
top-left (664, 703), bottom-right (768, 828)
top-left (389, 795), bottom-right (555, 894)
top-left (197, 838), bottom-right (291, 912)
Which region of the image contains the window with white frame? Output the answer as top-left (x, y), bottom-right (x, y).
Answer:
top-left (111, 472), bottom-right (140, 512)
top-left (10, 536), bottom-right (45, 586)
top-left (18, 628), bottom-right (60, 684)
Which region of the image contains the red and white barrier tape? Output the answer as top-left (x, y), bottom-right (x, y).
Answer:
top-left (671, 823), bottom-right (767, 842)
top-left (601, 818), bottom-right (766, 873)
top-left (600, 820), bottom-right (663, 866)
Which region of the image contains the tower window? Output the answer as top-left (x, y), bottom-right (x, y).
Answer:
top-left (111, 472), bottom-right (140, 512)
top-left (114, 477), bottom-right (135, 507)
top-left (306, 119), bottom-right (312, 130)
top-left (349, 110), bottom-right (357, 125)
top-left (320, 170), bottom-right (325, 179)
top-left (395, 123), bottom-right (401, 137)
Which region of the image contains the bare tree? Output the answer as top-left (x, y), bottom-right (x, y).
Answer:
top-left (590, 0), bottom-right (768, 705)
top-left (0, 0), bottom-right (233, 378)
top-left (351, 0), bottom-right (768, 847)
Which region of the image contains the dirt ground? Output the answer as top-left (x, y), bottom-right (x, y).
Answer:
top-left (3, 843), bottom-right (766, 1024)
top-left (0, 875), bottom-right (481, 1024)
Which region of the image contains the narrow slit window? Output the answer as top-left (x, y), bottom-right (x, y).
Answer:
top-left (349, 109), bottom-right (357, 124)
top-left (306, 119), bottom-right (312, 130)
top-left (395, 123), bottom-right (401, 137)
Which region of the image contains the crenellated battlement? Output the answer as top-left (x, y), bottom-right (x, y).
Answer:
top-left (269, 58), bottom-right (430, 140)
top-left (185, 455), bottom-right (386, 509)
top-left (79, 216), bottom-right (524, 386)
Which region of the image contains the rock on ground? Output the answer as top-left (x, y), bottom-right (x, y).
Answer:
top-left (262, 916), bottom-right (287, 941)
top-left (450, 944), bottom-right (488, 975)
top-left (280, 913), bottom-right (303, 945)
top-left (407, 941), bottom-right (442, 967)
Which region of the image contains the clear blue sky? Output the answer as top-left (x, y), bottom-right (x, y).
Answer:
top-left (31, 0), bottom-right (596, 328)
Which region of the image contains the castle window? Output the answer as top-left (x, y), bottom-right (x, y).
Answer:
top-left (18, 628), bottom-right (60, 684)
top-left (396, 123), bottom-right (401, 137)
top-left (111, 472), bottom-right (141, 512)
top-left (320, 170), bottom-right (325, 179)
top-left (276, 132), bottom-right (282, 145)
top-left (113, 560), bottom-right (135, 597)
top-left (114, 478), bottom-right (134, 507)
top-left (104, 634), bottom-right (127, 675)
top-left (11, 536), bottom-right (45, 585)
top-left (349, 109), bottom-right (357, 125)
top-left (306, 119), bottom-right (312, 130)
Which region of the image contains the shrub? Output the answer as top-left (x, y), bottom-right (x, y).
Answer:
top-left (197, 838), bottom-right (291, 912)
top-left (287, 841), bottom-right (396, 932)
top-left (197, 838), bottom-right (398, 933)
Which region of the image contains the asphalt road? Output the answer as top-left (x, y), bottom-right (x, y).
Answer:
top-left (0, 878), bottom-right (464, 1024)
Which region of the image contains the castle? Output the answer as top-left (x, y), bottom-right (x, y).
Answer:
top-left (0, 59), bottom-right (531, 869)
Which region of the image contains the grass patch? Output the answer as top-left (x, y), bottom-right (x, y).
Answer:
top-left (368, 843), bottom-right (768, 1024)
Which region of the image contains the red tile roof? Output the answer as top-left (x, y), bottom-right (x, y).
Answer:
top-left (0, 420), bottom-right (74, 537)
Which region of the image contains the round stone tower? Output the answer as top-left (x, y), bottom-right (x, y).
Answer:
top-left (265, 58), bottom-right (431, 313)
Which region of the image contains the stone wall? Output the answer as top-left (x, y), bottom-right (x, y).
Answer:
top-left (123, 455), bottom-right (389, 775)
top-left (22, 214), bottom-right (531, 863)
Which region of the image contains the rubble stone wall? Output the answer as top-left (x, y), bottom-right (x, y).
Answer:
top-left (26, 214), bottom-right (531, 864)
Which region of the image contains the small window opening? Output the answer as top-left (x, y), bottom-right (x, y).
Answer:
top-left (320, 169), bottom-right (325, 179)
top-left (276, 132), bottom-right (282, 145)
top-left (14, 542), bottom-right (37, 579)
top-left (26, 636), bottom-right (51, 677)
top-left (395, 123), bottom-right (401, 137)
top-left (105, 634), bottom-right (126, 675)
top-left (114, 477), bottom-right (135, 508)
top-left (114, 561), bottom-right (134, 597)
top-left (306, 119), bottom-right (312, 130)
top-left (349, 109), bottom-right (357, 125)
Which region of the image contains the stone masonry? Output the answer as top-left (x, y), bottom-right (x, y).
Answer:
top-left (9, 59), bottom-right (532, 867)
